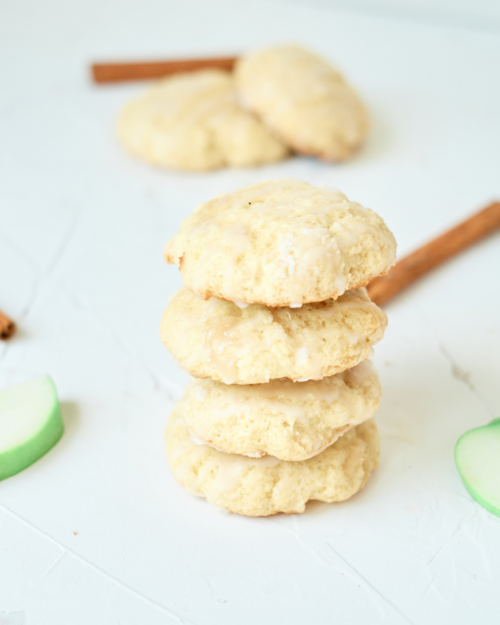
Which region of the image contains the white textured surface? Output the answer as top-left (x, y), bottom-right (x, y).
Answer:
top-left (1, 0), bottom-right (500, 623)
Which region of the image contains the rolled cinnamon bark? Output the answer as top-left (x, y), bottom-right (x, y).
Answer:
top-left (0, 310), bottom-right (15, 340)
top-left (91, 56), bottom-right (238, 83)
top-left (367, 201), bottom-right (500, 306)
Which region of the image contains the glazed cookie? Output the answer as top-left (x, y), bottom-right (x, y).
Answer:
top-left (235, 45), bottom-right (369, 161)
top-left (160, 287), bottom-right (387, 384)
top-left (174, 361), bottom-right (380, 461)
top-left (117, 69), bottom-right (288, 171)
top-left (165, 416), bottom-right (379, 516)
top-left (164, 179), bottom-right (396, 306)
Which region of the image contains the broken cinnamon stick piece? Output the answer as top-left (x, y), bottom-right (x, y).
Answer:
top-left (367, 201), bottom-right (500, 306)
top-left (91, 56), bottom-right (238, 83)
top-left (0, 310), bottom-right (16, 340)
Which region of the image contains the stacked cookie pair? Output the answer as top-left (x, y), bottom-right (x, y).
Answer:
top-left (118, 44), bottom-right (368, 171)
top-left (161, 179), bottom-right (397, 516)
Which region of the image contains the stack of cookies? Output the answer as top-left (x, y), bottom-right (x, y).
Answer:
top-left (161, 179), bottom-right (396, 516)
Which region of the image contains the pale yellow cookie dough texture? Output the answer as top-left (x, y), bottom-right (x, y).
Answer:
top-left (117, 69), bottom-right (288, 171)
top-left (161, 178), bottom-right (394, 516)
top-left (160, 286), bottom-right (387, 384)
top-left (235, 44), bottom-right (369, 161)
top-left (165, 415), bottom-right (379, 517)
top-left (164, 179), bottom-right (397, 307)
top-left (173, 360), bottom-right (381, 461)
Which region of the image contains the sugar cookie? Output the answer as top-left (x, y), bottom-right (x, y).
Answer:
top-left (117, 69), bottom-right (288, 171)
top-left (164, 179), bottom-right (396, 306)
top-left (175, 361), bottom-right (380, 461)
top-left (160, 287), bottom-right (386, 384)
top-left (235, 45), bottom-right (369, 161)
top-left (165, 416), bottom-right (379, 516)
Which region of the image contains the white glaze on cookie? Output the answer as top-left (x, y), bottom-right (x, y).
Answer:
top-left (160, 286), bottom-right (387, 384)
top-left (165, 179), bottom-right (396, 306)
top-left (235, 45), bottom-right (369, 162)
top-left (165, 416), bottom-right (380, 516)
top-left (117, 69), bottom-right (288, 171)
top-left (171, 361), bottom-right (381, 461)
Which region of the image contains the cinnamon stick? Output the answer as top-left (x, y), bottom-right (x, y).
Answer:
top-left (367, 201), bottom-right (500, 306)
top-left (0, 310), bottom-right (15, 340)
top-left (91, 56), bottom-right (238, 84)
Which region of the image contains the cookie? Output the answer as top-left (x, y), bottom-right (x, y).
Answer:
top-left (174, 360), bottom-right (380, 461)
top-left (160, 287), bottom-right (386, 384)
top-left (164, 179), bottom-right (396, 306)
top-left (165, 416), bottom-right (379, 516)
top-left (235, 44), bottom-right (369, 161)
top-left (117, 69), bottom-right (288, 171)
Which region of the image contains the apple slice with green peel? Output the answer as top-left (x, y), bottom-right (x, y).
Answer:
top-left (0, 376), bottom-right (64, 481)
top-left (455, 418), bottom-right (500, 518)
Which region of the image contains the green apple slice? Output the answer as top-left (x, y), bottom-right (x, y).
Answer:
top-left (455, 418), bottom-right (500, 518)
top-left (0, 376), bottom-right (64, 481)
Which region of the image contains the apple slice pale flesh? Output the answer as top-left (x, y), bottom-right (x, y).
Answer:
top-left (455, 418), bottom-right (500, 518)
top-left (0, 376), bottom-right (64, 481)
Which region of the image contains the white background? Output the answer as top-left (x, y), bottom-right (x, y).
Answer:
top-left (1, 0), bottom-right (500, 623)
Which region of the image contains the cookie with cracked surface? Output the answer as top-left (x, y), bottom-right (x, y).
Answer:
top-left (164, 179), bottom-right (396, 306)
top-left (117, 69), bottom-right (288, 171)
top-left (165, 416), bottom-right (379, 516)
top-left (174, 361), bottom-right (380, 461)
top-left (235, 44), bottom-right (369, 162)
top-left (160, 287), bottom-right (387, 384)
